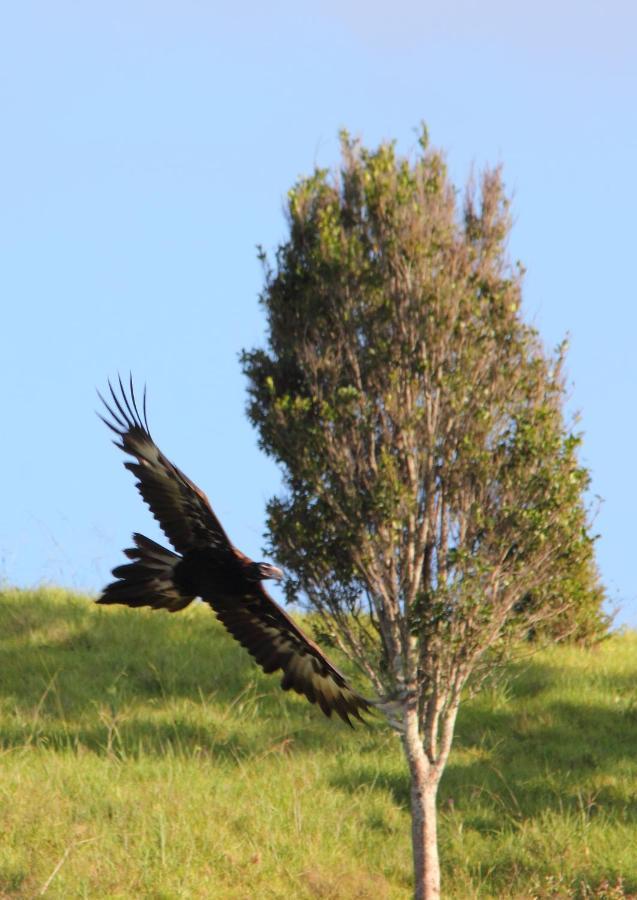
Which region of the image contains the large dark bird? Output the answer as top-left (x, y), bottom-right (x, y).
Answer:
top-left (97, 377), bottom-right (370, 725)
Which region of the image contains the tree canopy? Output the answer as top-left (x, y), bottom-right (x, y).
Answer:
top-left (241, 129), bottom-right (607, 898)
top-left (243, 131), bottom-right (605, 677)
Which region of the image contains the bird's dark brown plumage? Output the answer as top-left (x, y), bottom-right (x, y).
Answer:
top-left (97, 376), bottom-right (371, 726)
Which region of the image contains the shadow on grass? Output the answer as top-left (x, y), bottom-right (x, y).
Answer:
top-left (330, 655), bottom-right (637, 834)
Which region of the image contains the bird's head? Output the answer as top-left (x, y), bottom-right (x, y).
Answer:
top-left (248, 561), bottom-right (284, 583)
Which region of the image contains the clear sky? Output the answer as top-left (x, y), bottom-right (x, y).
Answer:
top-left (1, 2), bottom-right (635, 624)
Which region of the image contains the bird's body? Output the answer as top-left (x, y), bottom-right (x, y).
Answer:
top-left (97, 378), bottom-right (370, 725)
top-left (174, 546), bottom-right (255, 599)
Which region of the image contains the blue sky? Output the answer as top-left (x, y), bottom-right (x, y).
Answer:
top-left (1, 2), bottom-right (635, 624)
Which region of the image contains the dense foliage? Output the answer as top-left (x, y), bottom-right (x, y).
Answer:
top-left (242, 130), bottom-right (607, 682)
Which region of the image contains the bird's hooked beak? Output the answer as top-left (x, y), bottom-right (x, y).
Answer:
top-left (258, 563), bottom-right (284, 582)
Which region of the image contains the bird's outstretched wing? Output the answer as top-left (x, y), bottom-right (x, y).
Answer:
top-left (98, 376), bottom-right (233, 556)
top-left (209, 583), bottom-right (372, 726)
top-left (98, 377), bottom-right (372, 725)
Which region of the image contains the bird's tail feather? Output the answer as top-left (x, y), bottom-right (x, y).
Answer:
top-left (98, 533), bottom-right (195, 613)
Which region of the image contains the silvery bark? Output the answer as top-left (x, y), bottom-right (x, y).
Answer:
top-left (402, 705), bottom-right (441, 900)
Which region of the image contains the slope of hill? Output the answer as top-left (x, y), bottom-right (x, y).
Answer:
top-left (1, 588), bottom-right (636, 898)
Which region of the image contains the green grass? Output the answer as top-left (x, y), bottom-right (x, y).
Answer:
top-left (1, 588), bottom-right (637, 898)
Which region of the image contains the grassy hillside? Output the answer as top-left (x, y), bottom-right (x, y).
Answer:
top-left (1, 588), bottom-right (636, 898)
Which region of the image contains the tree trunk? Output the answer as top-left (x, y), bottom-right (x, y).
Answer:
top-left (403, 707), bottom-right (441, 900)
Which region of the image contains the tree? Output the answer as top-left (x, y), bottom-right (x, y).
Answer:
top-left (241, 129), bottom-right (605, 899)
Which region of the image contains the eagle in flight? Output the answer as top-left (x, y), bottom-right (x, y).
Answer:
top-left (97, 377), bottom-right (371, 726)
